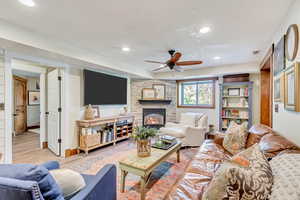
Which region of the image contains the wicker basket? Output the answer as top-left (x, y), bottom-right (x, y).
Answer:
top-left (137, 139), bottom-right (151, 157)
top-left (80, 133), bottom-right (101, 148)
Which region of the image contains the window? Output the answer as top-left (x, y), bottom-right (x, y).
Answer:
top-left (178, 79), bottom-right (215, 108)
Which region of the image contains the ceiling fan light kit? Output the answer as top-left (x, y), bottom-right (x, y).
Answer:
top-left (146, 49), bottom-right (203, 72)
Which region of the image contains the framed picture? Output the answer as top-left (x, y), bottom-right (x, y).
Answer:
top-left (153, 84), bottom-right (166, 100)
top-left (228, 88), bottom-right (240, 96)
top-left (28, 91), bottom-right (40, 105)
top-left (274, 35), bottom-right (286, 75)
top-left (92, 106), bottom-right (100, 118)
top-left (142, 88), bottom-right (155, 100)
top-left (284, 62), bottom-right (300, 112)
top-left (285, 24), bottom-right (299, 62)
top-left (274, 73), bottom-right (285, 102)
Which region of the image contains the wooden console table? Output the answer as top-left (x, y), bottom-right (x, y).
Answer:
top-left (119, 142), bottom-right (181, 200)
top-left (77, 114), bottom-right (135, 155)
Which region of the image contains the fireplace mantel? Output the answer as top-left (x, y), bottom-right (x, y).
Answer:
top-left (138, 99), bottom-right (172, 104)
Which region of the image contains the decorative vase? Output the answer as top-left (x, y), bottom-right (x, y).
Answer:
top-left (85, 104), bottom-right (94, 120)
top-left (123, 106), bottom-right (128, 114)
top-left (137, 139), bottom-right (151, 157)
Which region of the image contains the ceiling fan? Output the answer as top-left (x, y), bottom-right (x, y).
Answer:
top-left (145, 49), bottom-right (203, 72)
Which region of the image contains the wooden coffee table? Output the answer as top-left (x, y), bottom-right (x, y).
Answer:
top-left (119, 142), bottom-right (181, 200)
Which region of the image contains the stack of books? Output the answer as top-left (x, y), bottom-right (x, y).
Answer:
top-left (161, 135), bottom-right (176, 144)
top-left (152, 135), bottom-right (177, 150)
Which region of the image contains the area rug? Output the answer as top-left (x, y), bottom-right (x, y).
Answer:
top-left (62, 141), bottom-right (198, 200)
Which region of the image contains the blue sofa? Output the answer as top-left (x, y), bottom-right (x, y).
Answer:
top-left (0, 161), bottom-right (117, 200)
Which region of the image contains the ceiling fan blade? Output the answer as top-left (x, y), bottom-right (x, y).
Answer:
top-left (174, 65), bottom-right (184, 72)
top-left (170, 52), bottom-right (182, 63)
top-left (145, 60), bottom-right (166, 64)
top-left (152, 64), bottom-right (168, 72)
top-left (176, 61), bottom-right (203, 66)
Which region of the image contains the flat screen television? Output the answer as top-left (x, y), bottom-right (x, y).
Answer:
top-left (84, 69), bottom-right (127, 105)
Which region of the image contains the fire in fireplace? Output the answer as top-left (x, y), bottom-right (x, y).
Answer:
top-left (143, 108), bottom-right (166, 129)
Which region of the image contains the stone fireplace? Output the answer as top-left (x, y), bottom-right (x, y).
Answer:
top-left (131, 79), bottom-right (177, 127)
top-left (143, 108), bottom-right (166, 128)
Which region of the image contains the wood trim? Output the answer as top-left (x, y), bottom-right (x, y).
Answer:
top-left (260, 45), bottom-right (274, 127)
top-left (177, 79), bottom-right (216, 109)
top-left (42, 141), bottom-right (48, 149)
top-left (65, 148), bottom-right (79, 158)
top-left (27, 125), bottom-right (40, 129)
top-left (270, 50), bottom-right (274, 127)
top-left (223, 73), bottom-right (249, 83)
top-left (260, 44), bottom-right (274, 70)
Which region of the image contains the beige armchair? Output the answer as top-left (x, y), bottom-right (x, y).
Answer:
top-left (159, 112), bottom-right (208, 147)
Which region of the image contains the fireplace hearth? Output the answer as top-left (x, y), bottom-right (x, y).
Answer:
top-left (143, 108), bottom-right (166, 129)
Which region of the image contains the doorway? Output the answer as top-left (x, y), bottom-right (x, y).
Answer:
top-left (12, 69), bottom-right (43, 163)
top-left (13, 75), bottom-right (27, 134)
top-left (10, 60), bottom-right (63, 163)
top-left (260, 46), bottom-right (273, 127)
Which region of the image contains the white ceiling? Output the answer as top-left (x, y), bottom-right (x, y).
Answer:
top-left (0, 0), bottom-right (295, 77)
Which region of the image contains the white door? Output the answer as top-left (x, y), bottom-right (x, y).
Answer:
top-left (47, 69), bottom-right (61, 156)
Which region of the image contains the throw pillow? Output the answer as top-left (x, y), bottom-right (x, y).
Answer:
top-left (269, 153), bottom-right (300, 200)
top-left (246, 124), bottom-right (273, 148)
top-left (202, 144), bottom-right (273, 200)
top-left (50, 169), bottom-right (86, 200)
top-left (223, 121), bottom-right (248, 155)
top-left (0, 164), bottom-right (63, 200)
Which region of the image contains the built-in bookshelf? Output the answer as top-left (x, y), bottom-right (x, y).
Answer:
top-left (219, 82), bottom-right (253, 131)
top-left (77, 115), bottom-right (134, 155)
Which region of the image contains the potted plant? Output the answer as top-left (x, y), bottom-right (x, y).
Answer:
top-left (132, 126), bottom-right (157, 157)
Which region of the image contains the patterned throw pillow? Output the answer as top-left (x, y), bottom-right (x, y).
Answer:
top-left (269, 153), bottom-right (300, 200)
top-left (223, 121), bottom-right (248, 155)
top-left (202, 144), bottom-right (273, 200)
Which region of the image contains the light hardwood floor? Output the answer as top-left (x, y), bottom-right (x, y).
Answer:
top-left (13, 132), bottom-right (62, 164)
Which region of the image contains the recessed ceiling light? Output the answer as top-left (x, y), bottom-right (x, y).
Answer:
top-left (199, 26), bottom-right (211, 34)
top-left (122, 47), bottom-right (130, 52)
top-left (18, 0), bottom-right (35, 7)
top-left (213, 56), bottom-right (221, 60)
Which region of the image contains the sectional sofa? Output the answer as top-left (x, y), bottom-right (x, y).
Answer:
top-left (166, 124), bottom-right (300, 200)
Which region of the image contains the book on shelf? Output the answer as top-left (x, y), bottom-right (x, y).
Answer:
top-left (222, 109), bottom-right (249, 119)
top-left (223, 98), bottom-right (248, 108)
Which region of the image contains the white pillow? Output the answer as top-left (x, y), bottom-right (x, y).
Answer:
top-left (180, 113), bottom-right (203, 127)
top-left (50, 169), bottom-right (86, 199)
top-left (269, 153), bottom-right (300, 200)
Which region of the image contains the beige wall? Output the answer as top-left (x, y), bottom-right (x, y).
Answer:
top-left (271, 0), bottom-right (300, 146)
top-left (0, 56), bottom-right (4, 162)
